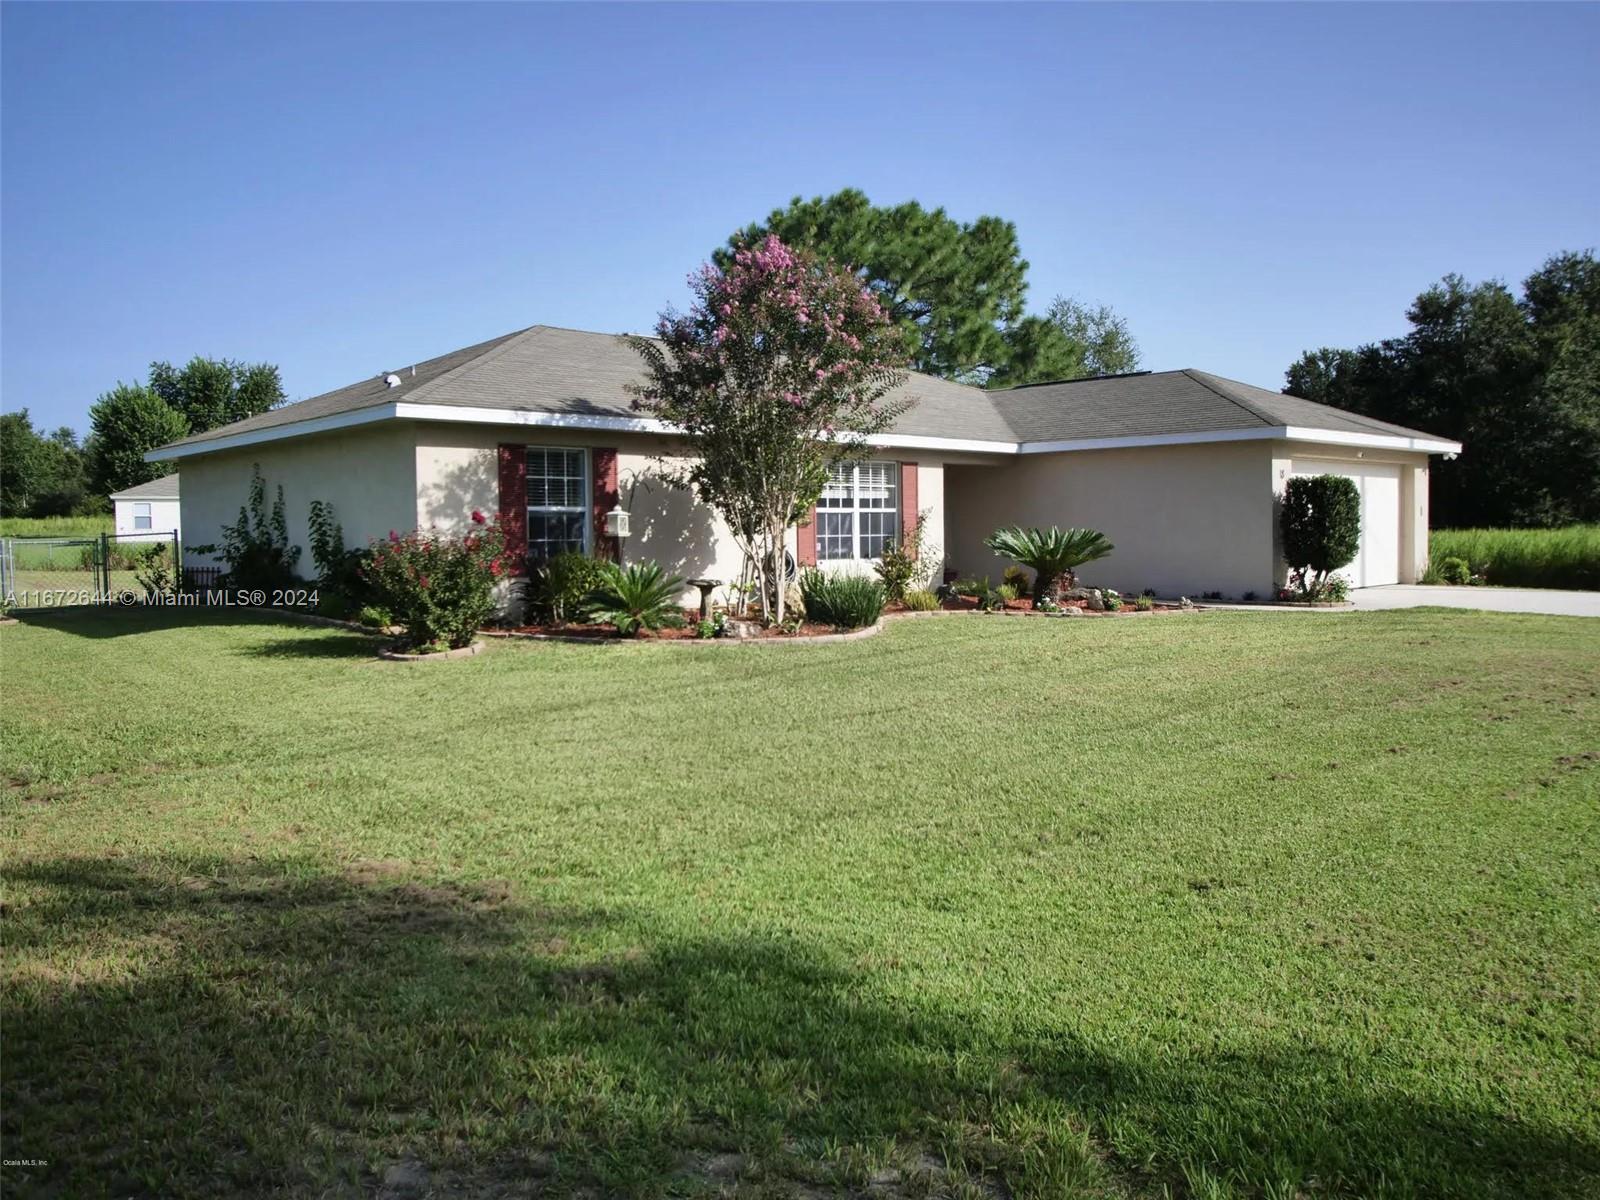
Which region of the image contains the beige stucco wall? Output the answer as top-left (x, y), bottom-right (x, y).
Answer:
top-left (415, 423), bottom-right (957, 598)
top-left (414, 423), bottom-right (745, 598)
top-left (948, 438), bottom-right (1436, 598)
top-left (179, 424), bottom-right (418, 569)
top-left (946, 440), bottom-right (1279, 598)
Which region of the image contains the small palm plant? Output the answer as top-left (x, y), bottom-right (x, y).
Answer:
top-left (984, 526), bottom-right (1114, 606)
top-left (581, 561), bottom-right (685, 637)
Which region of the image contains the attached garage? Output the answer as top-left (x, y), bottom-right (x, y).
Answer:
top-left (1290, 458), bottom-right (1402, 588)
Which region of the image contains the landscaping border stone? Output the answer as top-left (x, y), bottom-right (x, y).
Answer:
top-left (481, 619), bottom-right (885, 646)
top-left (377, 641), bottom-right (484, 662)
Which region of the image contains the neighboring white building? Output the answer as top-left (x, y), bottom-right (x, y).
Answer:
top-left (110, 473), bottom-right (181, 540)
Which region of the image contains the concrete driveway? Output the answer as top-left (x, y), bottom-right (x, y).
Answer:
top-left (1352, 584), bottom-right (1600, 617)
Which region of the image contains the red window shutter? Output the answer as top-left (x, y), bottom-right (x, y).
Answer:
top-left (497, 444), bottom-right (527, 568)
top-left (900, 462), bottom-right (918, 554)
top-left (592, 447), bottom-right (620, 560)
top-left (797, 506), bottom-right (818, 567)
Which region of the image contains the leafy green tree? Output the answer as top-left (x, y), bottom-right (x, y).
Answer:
top-left (0, 410), bottom-right (92, 517)
top-left (148, 356), bottom-right (285, 434)
top-left (1284, 250), bottom-right (1600, 527)
top-left (720, 189), bottom-right (1029, 381)
top-left (85, 384), bottom-right (188, 497)
top-left (1041, 296), bottom-right (1142, 377)
top-left (723, 190), bottom-right (1143, 388)
top-left (990, 316), bottom-right (1087, 390)
top-left (0, 410), bottom-right (48, 516)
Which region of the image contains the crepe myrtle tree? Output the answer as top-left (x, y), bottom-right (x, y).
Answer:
top-left (627, 235), bottom-right (910, 625)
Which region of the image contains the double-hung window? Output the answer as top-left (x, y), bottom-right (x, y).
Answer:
top-left (133, 502), bottom-right (152, 531)
top-left (526, 447), bottom-right (588, 562)
top-left (816, 461), bottom-right (898, 561)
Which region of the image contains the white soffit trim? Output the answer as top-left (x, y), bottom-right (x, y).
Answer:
top-left (1018, 427), bottom-right (1288, 454)
top-left (1018, 425), bottom-right (1462, 456)
top-left (394, 403), bottom-right (677, 435)
top-left (1280, 426), bottom-right (1462, 455)
top-left (147, 403), bottom-right (1461, 462)
top-left (146, 404), bottom-right (402, 460)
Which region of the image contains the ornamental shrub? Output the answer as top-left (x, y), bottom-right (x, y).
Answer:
top-left (874, 538), bottom-right (917, 602)
top-left (799, 569), bottom-right (885, 629)
top-left (580, 561), bottom-right (685, 636)
top-left (218, 465), bottom-right (302, 591)
top-left (363, 511), bottom-right (509, 650)
top-left (532, 551), bottom-right (611, 623)
top-left (902, 588), bottom-right (939, 611)
top-left (308, 499), bottom-right (374, 617)
top-left (1280, 475), bottom-right (1360, 589)
top-left (1436, 555), bottom-right (1472, 586)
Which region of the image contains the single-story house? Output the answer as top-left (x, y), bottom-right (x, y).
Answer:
top-left (148, 324), bottom-right (1462, 599)
top-left (110, 473), bottom-right (181, 540)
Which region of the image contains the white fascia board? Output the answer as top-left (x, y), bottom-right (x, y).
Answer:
top-left (146, 404), bottom-right (402, 461)
top-left (147, 400), bottom-right (1021, 460)
top-left (393, 403), bottom-right (677, 435)
top-left (859, 431), bottom-right (1019, 454)
top-left (1016, 425), bottom-right (1462, 456)
top-left (1017, 427), bottom-right (1288, 455)
top-left (1279, 426), bottom-right (1462, 455)
top-left (146, 400), bottom-right (1463, 464)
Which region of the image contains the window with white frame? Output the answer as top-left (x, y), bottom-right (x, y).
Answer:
top-left (526, 447), bottom-right (588, 562)
top-left (133, 502), bottom-right (152, 531)
top-left (816, 461), bottom-right (898, 560)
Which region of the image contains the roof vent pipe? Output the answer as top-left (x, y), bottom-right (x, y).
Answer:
top-left (384, 373), bottom-right (403, 389)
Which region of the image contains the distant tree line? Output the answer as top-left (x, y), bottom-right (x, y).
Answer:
top-left (1285, 251), bottom-right (1599, 529)
top-left (0, 357), bottom-right (285, 517)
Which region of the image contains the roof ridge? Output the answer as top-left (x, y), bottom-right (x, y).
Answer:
top-left (1179, 369), bottom-right (1282, 429)
top-left (403, 324), bottom-right (544, 404)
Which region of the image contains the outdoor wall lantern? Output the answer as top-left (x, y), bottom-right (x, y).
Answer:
top-left (604, 505), bottom-right (631, 540)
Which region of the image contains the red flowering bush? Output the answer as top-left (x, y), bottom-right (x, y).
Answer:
top-left (363, 510), bottom-right (509, 650)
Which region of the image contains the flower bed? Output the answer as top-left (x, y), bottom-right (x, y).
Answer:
top-left (900, 594), bottom-right (1182, 616)
top-left (487, 608), bottom-right (873, 642)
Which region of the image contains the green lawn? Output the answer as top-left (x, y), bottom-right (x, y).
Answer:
top-left (3, 609), bottom-right (1598, 1200)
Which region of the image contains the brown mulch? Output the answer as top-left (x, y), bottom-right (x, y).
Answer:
top-left (891, 595), bottom-right (1175, 616)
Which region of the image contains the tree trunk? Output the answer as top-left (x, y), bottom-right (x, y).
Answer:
top-left (1033, 569), bottom-right (1056, 607)
top-left (771, 519), bottom-right (787, 626)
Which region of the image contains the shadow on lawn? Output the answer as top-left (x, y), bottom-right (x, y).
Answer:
top-left (9, 606), bottom-right (379, 658)
top-left (4, 855), bottom-right (1595, 1200)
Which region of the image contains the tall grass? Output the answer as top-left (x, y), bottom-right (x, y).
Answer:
top-left (1429, 524), bottom-right (1600, 590)
top-left (0, 515), bottom-right (113, 539)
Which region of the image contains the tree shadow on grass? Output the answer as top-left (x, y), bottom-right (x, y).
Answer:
top-left (8, 606), bottom-right (381, 659)
top-left (236, 633), bottom-right (383, 660)
top-left (4, 855), bottom-right (1595, 1200)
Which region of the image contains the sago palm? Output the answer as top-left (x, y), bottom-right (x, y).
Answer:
top-left (580, 561), bottom-right (685, 636)
top-left (984, 526), bottom-right (1114, 605)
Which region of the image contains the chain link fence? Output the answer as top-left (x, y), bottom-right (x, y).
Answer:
top-left (0, 532), bottom-right (180, 609)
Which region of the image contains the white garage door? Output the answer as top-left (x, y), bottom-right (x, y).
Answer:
top-left (1290, 459), bottom-right (1401, 588)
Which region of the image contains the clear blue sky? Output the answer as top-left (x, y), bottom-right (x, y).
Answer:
top-left (3, 2), bottom-right (1596, 434)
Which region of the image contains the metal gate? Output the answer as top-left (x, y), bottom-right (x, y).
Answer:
top-left (0, 531), bottom-right (180, 609)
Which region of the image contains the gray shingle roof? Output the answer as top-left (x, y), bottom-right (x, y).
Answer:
top-left (153, 325), bottom-right (1455, 456)
top-left (987, 369), bottom-right (1445, 443)
top-left (110, 473), bottom-right (180, 500)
